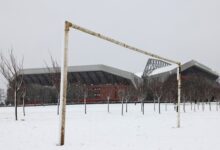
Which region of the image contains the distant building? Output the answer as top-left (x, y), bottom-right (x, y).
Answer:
top-left (141, 59), bottom-right (219, 82)
top-left (139, 59), bottom-right (219, 103)
top-left (7, 65), bottom-right (142, 105)
top-left (6, 60), bottom-right (219, 105)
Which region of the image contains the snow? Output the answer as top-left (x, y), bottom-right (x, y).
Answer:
top-left (0, 103), bottom-right (220, 150)
top-left (150, 65), bottom-right (177, 76)
top-left (135, 72), bottom-right (143, 77)
top-left (134, 65), bottom-right (177, 77)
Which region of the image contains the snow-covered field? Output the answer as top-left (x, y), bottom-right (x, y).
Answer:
top-left (0, 103), bottom-right (220, 150)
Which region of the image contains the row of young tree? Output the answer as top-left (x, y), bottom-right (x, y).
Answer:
top-left (1, 50), bottom-right (220, 120)
top-left (0, 50), bottom-right (63, 120)
top-left (112, 72), bottom-right (220, 115)
top-left (0, 50), bottom-right (130, 119)
top-left (143, 73), bottom-right (220, 114)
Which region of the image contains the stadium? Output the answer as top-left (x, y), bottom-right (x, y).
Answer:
top-left (6, 59), bottom-right (219, 105)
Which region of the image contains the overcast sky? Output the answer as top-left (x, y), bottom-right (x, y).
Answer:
top-left (0, 0), bottom-right (220, 89)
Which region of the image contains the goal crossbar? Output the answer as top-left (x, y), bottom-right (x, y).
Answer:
top-left (59, 21), bottom-right (182, 146)
top-left (67, 21), bottom-right (180, 65)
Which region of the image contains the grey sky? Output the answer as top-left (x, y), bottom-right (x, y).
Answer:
top-left (0, 0), bottom-right (220, 89)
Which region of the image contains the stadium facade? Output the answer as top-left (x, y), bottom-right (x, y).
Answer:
top-left (143, 60), bottom-right (219, 81)
top-left (8, 65), bottom-right (142, 105)
top-left (6, 60), bottom-right (219, 105)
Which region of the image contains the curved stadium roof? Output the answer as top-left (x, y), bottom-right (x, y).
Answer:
top-left (20, 64), bottom-right (143, 89)
top-left (148, 60), bottom-right (219, 81)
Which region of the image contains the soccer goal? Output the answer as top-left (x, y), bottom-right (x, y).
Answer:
top-left (58, 21), bottom-right (182, 145)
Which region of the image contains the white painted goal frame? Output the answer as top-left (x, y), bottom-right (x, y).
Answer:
top-left (58, 21), bottom-right (182, 145)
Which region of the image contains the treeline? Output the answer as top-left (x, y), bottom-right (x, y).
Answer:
top-left (1, 50), bottom-right (220, 120)
top-left (147, 74), bottom-right (220, 102)
top-left (142, 73), bottom-right (220, 112)
top-left (6, 82), bottom-right (90, 105)
top-left (6, 72), bottom-right (220, 108)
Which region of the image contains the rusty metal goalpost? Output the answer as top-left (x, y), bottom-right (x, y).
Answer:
top-left (58, 21), bottom-right (181, 145)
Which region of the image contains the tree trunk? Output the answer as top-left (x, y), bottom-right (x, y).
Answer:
top-left (158, 98), bottom-right (161, 114)
top-left (175, 103), bottom-right (178, 112)
top-left (194, 101), bottom-right (196, 112)
top-left (190, 97), bottom-right (192, 111)
top-left (219, 100), bottom-right (220, 109)
top-left (84, 97), bottom-right (87, 114)
top-left (174, 103), bottom-right (176, 111)
top-left (142, 99), bottom-right (144, 115)
top-left (153, 99), bottom-right (156, 112)
top-left (121, 98), bottom-right (124, 116)
top-left (57, 94), bottom-right (60, 115)
top-left (126, 99), bottom-right (128, 113)
top-left (141, 99), bottom-right (143, 112)
top-left (183, 99), bottom-right (186, 113)
top-left (202, 99), bottom-right (205, 112)
top-left (216, 100), bottom-right (218, 111)
top-left (107, 97), bottom-right (110, 113)
top-left (22, 95), bottom-right (25, 116)
top-left (209, 99), bottom-right (211, 111)
top-left (14, 91), bottom-right (18, 121)
top-left (190, 100), bottom-right (192, 111)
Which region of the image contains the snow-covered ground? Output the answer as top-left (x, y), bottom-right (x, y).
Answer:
top-left (0, 103), bottom-right (220, 150)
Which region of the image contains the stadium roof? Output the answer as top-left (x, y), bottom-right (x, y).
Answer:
top-left (148, 60), bottom-right (219, 80)
top-left (21, 64), bottom-right (143, 89)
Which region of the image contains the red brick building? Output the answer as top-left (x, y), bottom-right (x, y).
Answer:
top-left (13, 64), bottom-right (142, 105)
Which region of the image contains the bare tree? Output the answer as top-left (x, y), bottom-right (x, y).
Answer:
top-left (19, 85), bottom-right (27, 116)
top-left (106, 84), bottom-right (114, 113)
top-left (45, 55), bottom-right (60, 115)
top-left (195, 75), bottom-right (214, 112)
top-left (161, 74), bottom-right (177, 112)
top-left (82, 84), bottom-right (88, 114)
top-left (149, 78), bottom-right (164, 114)
top-left (215, 83), bottom-right (220, 111)
top-left (124, 85), bottom-right (135, 113)
top-left (118, 87), bottom-right (126, 116)
top-left (213, 83), bottom-right (220, 111)
top-left (0, 50), bottom-right (23, 120)
top-left (135, 84), bottom-right (146, 115)
top-left (72, 81), bottom-right (84, 104)
top-left (181, 75), bottom-right (196, 113)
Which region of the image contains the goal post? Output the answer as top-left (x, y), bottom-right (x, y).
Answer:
top-left (58, 20), bottom-right (182, 145)
top-left (58, 21), bottom-right (70, 145)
